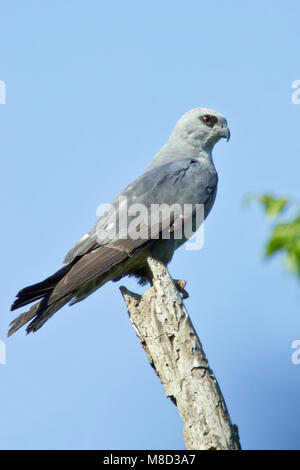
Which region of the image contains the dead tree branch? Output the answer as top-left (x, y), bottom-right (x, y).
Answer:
top-left (120, 257), bottom-right (241, 450)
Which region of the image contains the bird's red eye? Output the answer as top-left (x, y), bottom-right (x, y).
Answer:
top-left (201, 115), bottom-right (214, 127)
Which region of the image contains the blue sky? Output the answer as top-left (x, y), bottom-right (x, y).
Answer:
top-left (1, 0), bottom-right (300, 450)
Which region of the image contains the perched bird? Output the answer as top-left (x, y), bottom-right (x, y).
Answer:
top-left (9, 108), bottom-right (230, 336)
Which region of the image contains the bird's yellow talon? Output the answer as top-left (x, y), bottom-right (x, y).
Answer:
top-left (174, 279), bottom-right (189, 299)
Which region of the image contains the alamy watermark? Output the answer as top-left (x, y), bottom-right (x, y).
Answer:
top-left (291, 80), bottom-right (300, 104)
top-left (0, 80), bottom-right (6, 104)
top-left (95, 198), bottom-right (205, 250)
top-left (291, 340), bottom-right (300, 365)
top-left (0, 340), bottom-right (6, 365)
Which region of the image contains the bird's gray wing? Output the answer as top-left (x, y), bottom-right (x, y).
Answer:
top-left (53, 157), bottom-right (217, 298)
top-left (64, 157), bottom-right (217, 264)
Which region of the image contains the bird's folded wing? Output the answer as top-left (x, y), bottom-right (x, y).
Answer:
top-left (63, 158), bottom-right (217, 265)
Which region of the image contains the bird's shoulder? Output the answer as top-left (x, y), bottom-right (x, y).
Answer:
top-left (124, 157), bottom-right (217, 193)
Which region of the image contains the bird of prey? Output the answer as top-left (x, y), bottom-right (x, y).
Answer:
top-left (9, 107), bottom-right (230, 336)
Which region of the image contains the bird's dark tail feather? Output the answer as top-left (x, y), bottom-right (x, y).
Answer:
top-left (11, 264), bottom-right (72, 311)
top-left (8, 293), bottom-right (73, 336)
top-left (9, 264), bottom-right (74, 336)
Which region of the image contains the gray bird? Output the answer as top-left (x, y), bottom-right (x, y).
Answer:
top-left (9, 107), bottom-right (230, 336)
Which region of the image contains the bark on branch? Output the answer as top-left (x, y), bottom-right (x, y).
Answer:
top-left (120, 257), bottom-right (241, 450)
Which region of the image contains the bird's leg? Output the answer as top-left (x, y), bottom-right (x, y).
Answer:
top-left (174, 279), bottom-right (189, 299)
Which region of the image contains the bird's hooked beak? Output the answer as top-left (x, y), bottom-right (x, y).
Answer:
top-left (219, 125), bottom-right (230, 142)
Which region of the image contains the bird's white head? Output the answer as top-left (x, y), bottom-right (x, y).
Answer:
top-left (172, 107), bottom-right (230, 151)
top-left (147, 107), bottom-right (230, 170)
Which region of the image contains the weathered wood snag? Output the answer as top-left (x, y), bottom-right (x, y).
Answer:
top-left (120, 257), bottom-right (241, 450)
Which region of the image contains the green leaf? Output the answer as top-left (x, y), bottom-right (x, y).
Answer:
top-left (259, 195), bottom-right (288, 217)
top-left (265, 214), bottom-right (300, 277)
